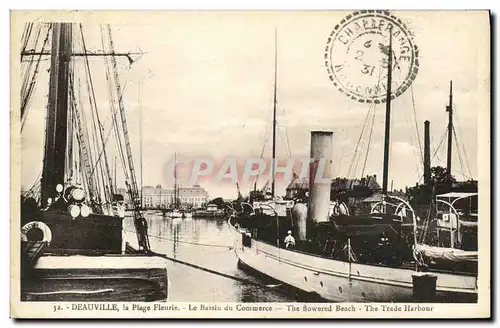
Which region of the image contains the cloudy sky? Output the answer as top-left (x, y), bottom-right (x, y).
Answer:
top-left (17, 11), bottom-right (489, 199)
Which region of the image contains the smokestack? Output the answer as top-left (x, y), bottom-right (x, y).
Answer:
top-left (424, 120), bottom-right (431, 185)
top-left (308, 131), bottom-right (333, 223)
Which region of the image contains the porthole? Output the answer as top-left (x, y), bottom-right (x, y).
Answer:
top-left (304, 276), bottom-right (307, 282)
top-left (361, 292), bottom-right (367, 299)
top-left (320, 281), bottom-right (323, 287)
top-left (339, 286), bottom-right (343, 294)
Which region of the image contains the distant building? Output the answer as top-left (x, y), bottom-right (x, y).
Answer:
top-left (117, 184), bottom-right (210, 209)
top-left (360, 189), bottom-right (407, 215)
top-left (285, 174), bottom-right (381, 200)
top-left (450, 179), bottom-right (478, 193)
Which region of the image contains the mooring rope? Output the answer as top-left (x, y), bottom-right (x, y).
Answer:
top-left (149, 250), bottom-right (282, 289)
top-left (123, 229), bottom-right (282, 288)
top-left (123, 229), bottom-right (233, 249)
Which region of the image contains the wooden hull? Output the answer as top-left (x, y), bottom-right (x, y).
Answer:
top-left (22, 255), bottom-right (169, 302)
top-left (229, 220), bottom-right (477, 303)
top-left (22, 210), bottom-right (125, 254)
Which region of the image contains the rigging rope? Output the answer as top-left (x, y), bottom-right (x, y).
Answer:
top-left (79, 25), bottom-right (114, 205)
top-left (431, 126), bottom-right (448, 161)
top-left (410, 84), bottom-right (424, 166)
top-left (21, 24), bottom-right (51, 131)
top-left (346, 106), bottom-right (372, 178)
top-left (103, 24), bottom-right (150, 251)
top-left (358, 60), bottom-right (385, 180)
top-left (21, 22), bottom-right (33, 57)
top-left (452, 125), bottom-right (469, 179)
top-left (452, 103), bottom-right (473, 178)
top-left (277, 124), bottom-right (291, 159)
top-left (68, 72), bottom-right (97, 202)
top-left (23, 170), bottom-right (42, 199)
top-left (281, 107), bottom-right (293, 160)
top-left (361, 106), bottom-right (376, 178)
top-left (253, 96), bottom-right (272, 192)
top-left (21, 23), bottom-right (40, 98)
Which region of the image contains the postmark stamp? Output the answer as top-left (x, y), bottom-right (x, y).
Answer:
top-left (325, 10), bottom-right (419, 103)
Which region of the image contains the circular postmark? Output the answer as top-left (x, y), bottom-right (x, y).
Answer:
top-left (325, 10), bottom-right (419, 103)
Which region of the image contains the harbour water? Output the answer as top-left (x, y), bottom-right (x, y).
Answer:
top-left (124, 213), bottom-right (295, 302)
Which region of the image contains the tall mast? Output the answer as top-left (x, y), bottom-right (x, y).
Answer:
top-left (41, 23), bottom-right (72, 206)
top-left (271, 29), bottom-right (278, 198)
top-left (106, 25), bottom-right (150, 251)
top-left (446, 80), bottom-right (453, 179)
top-left (382, 32), bottom-right (393, 195)
top-left (106, 26), bottom-right (140, 202)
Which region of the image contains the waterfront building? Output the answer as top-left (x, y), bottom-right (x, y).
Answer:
top-left (117, 184), bottom-right (210, 209)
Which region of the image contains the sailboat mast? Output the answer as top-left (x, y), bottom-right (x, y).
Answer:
top-left (106, 25), bottom-right (150, 251)
top-left (382, 32), bottom-right (393, 195)
top-left (271, 29), bottom-right (278, 198)
top-left (106, 26), bottom-right (140, 203)
top-left (174, 152), bottom-right (178, 208)
top-left (41, 23), bottom-right (72, 206)
top-left (446, 80), bottom-right (453, 179)
top-left (139, 78), bottom-right (144, 207)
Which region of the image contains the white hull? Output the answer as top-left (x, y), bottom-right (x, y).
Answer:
top-left (229, 221), bottom-right (477, 302)
top-left (167, 211), bottom-right (183, 218)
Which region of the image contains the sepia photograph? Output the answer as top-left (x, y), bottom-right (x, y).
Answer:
top-left (10, 9), bottom-right (490, 318)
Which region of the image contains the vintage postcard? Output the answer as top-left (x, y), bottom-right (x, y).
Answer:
top-left (10, 10), bottom-right (490, 318)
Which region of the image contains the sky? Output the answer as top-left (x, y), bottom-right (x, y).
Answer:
top-left (17, 11), bottom-right (489, 199)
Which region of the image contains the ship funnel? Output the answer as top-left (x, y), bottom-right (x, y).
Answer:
top-left (424, 120), bottom-right (431, 185)
top-left (308, 131), bottom-right (333, 223)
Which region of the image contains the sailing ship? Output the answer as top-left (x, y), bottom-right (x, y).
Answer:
top-left (228, 31), bottom-right (477, 302)
top-left (19, 23), bottom-right (168, 301)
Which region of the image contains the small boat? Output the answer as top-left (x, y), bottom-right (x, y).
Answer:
top-left (169, 209), bottom-right (183, 218)
top-left (414, 192), bottom-right (478, 272)
top-left (193, 205), bottom-right (224, 218)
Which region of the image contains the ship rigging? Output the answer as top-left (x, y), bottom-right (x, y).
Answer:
top-left (20, 22), bottom-right (168, 301)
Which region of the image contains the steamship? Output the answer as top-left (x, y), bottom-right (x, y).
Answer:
top-left (228, 31), bottom-right (478, 302)
top-left (19, 23), bottom-right (168, 301)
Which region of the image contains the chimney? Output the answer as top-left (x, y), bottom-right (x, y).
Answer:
top-left (308, 131), bottom-right (333, 223)
top-left (424, 120), bottom-right (431, 185)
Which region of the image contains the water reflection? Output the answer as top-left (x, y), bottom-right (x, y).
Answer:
top-left (124, 213), bottom-right (294, 302)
